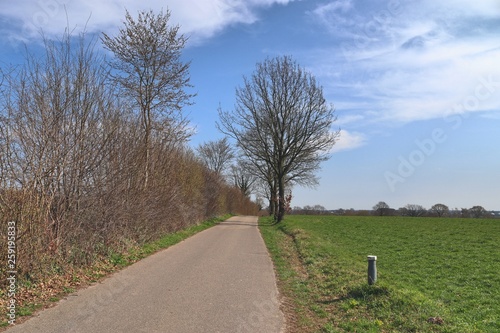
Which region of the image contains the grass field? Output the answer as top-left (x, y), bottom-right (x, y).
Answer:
top-left (260, 215), bottom-right (500, 333)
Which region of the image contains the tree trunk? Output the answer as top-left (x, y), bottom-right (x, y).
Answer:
top-left (143, 106), bottom-right (151, 190)
top-left (277, 176), bottom-right (285, 223)
top-left (268, 197), bottom-right (274, 216)
top-left (268, 179), bottom-right (279, 221)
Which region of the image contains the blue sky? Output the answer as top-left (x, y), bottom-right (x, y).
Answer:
top-left (1, 0), bottom-right (499, 211)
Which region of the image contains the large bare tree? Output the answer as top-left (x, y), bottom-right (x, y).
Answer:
top-left (101, 9), bottom-right (195, 188)
top-left (218, 56), bottom-right (338, 222)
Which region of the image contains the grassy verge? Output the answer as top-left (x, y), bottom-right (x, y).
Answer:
top-left (1, 214), bottom-right (230, 328)
top-left (260, 215), bottom-right (500, 333)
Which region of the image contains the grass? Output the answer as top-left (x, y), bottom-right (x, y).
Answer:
top-left (260, 215), bottom-right (500, 333)
top-left (1, 214), bottom-right (230, 329)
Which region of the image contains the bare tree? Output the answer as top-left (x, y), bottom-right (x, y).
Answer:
top-left (196, 137), bottom-right (234, 176)
top-left (230, 159), bottom-right (256, 197)
top-left (400, 204), bottom-right (426, 217)
top-left (469, 205), bottom-right (487, 218)
top-left (218, 56), bottom-right (338, 222)
top-left (101, 9), bottom-right (195, 188)
top-left (239, 156), bottom-right (278, 216)
top-left (373, 201), bottom-right (390, 216)
top-left (430, 203), bottom-right (449, 217)
top-left (0, 31), bottom-right (122, 264)
top-left (313, 204), bottom-right (326, 212)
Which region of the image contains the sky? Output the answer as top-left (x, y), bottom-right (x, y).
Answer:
top-left (1, 0), bottom-right (499, 211)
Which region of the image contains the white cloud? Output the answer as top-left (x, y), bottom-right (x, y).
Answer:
top-left (331, 130), bottom-right (366, 153)
top-left (308, 0), bottom-right (500, 125)
top-left (0, 0), bottom-right (295, 45)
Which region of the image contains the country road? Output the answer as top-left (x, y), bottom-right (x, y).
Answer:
top-left (6, 216), bottom-right (284, 333)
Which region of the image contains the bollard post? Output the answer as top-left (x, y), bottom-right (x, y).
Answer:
top-left (367, 255), bottom-right (377, 285)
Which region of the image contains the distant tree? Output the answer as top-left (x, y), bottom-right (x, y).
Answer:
top-left (251, 167), bottom-right (278, 217)
top-left (303, 205), bottom-right (313, 212)
top-left (373, 201), bottom-right (390, 216)
top-left (255, 197), bottom-right (265, 211)
top-left (197, 137), bottom-right (235, 175)
top-left (230, 159), bottom-right (256, 197)
top-left (401, 204), bottom-right (426, 217)
top-left (447, 208), bottom-right (459, 217)
top-left (101, 9), bottom-right (195, 188)
top-left (469, 205), bottom-right (487, 218)
top-left (218, 55), bottom-right (339, 222)
top-left (430, 203), bottom-right (449, 217)
top-left (313, 204), bottom-right (326, 212)
top-left (284, 191), bottom-right (293, 214)
top-left (342, 208), bottom-right (356, 216)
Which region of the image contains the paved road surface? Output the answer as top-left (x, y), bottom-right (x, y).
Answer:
top-left (7, 216), bottom-right (284, 333)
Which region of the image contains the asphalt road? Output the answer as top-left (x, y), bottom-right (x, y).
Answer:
top-left (7, 216), bottom-right (284, 333)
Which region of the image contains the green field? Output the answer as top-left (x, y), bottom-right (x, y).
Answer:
top-left (260, 215), bottom-right (500, 333)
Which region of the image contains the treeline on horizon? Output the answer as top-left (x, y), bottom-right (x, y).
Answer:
top-left (291, 203), bottom-right (497, 218)
top-left (0, 25), bottom-right (257, 284)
